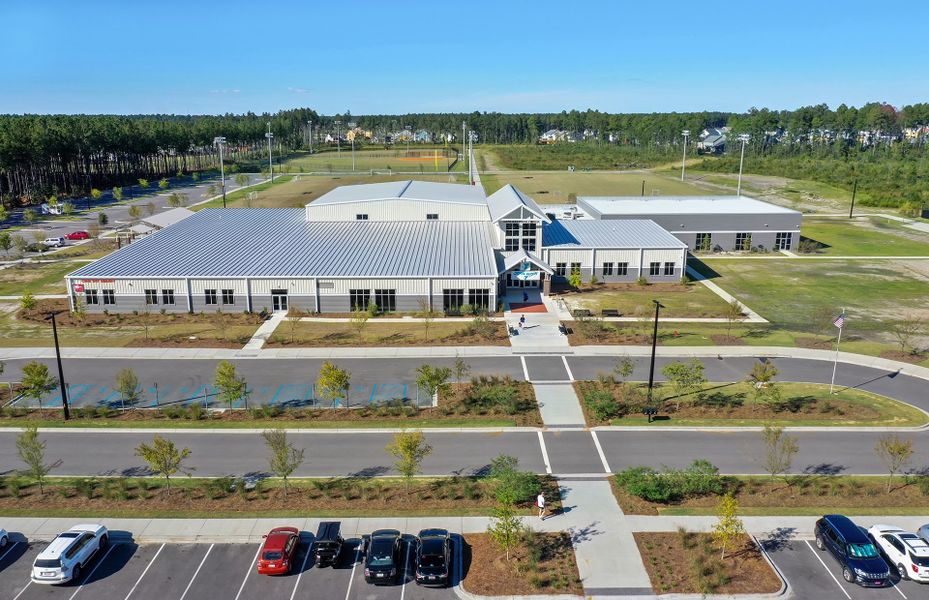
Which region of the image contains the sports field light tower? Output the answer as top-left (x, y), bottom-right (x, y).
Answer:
top-left (334, 120), bottom-right (342, 158)
top-left (265, 122), bottom-right (274, 183)
top-left (680, 129), bottom-right (690, 181)
top-left (213, 136), bottom-right (227, 208)
top-left (736, 133), bottom-right (751, 196)
top-left (348, 121), bottom-right (357, 171)
top-left (307, 121), bottom-right (313, 154)
top-left (405, 125), bottom-right (412, 154)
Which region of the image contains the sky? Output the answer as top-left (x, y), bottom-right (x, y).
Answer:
top-left (2, 0), bottom-right (928, 116)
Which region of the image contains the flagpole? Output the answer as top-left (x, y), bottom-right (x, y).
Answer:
top-left (829, 308), bottom-right (845, 394)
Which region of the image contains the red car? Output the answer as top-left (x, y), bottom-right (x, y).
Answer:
top-left (256, 527), bottom-right (300, 575)
top-left (65, 231), bottom-right (90, 240)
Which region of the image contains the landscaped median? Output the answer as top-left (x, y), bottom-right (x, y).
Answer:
top-left (462, 532), bottom-right (583, 596)
top-left (266, 317), bottom-right (509, 347)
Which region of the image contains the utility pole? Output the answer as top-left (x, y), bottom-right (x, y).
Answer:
top-left (646, 300), bottom-right (664, 402)
top-left (737, 133), bottom-right (750, 196)
top-left (334, 120), bottom-right (342, 158)
top-left (213, 136), bottom-right (227, 208)
top-left (265, 122), bottom-right (274, 183)
top-left (45, 311), bottom-right (70, 420)
top-left (462, 121), bottom-right (467, 174)
top-left (849, 179), bottom-right (858, 218)
top-left (680, 130), bottom-right (690, 181)
top-left (308, 121), bottom-right (313, 154)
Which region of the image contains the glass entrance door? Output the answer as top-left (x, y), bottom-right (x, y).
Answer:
top-left (271, 289), bottom-right (288, 312)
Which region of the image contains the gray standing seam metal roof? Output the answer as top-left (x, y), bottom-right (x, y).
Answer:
top-left (68, 209), bottom-right (499, 279)
top-left (486, 185), bottom-right (552, 223)
top-left (542, 219), bottom-right (687, 249)
top-left (309, 180), bottom-right (488, 206)
top-left (577, 195), bottom-right (802, 216)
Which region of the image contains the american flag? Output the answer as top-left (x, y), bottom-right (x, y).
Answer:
top-left (833, 313), bottom-right (845, 329)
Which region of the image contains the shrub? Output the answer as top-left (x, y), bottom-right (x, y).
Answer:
top-left (76, 478), bottom-right (96, 499)
top-left (464, 375), bottom-right (523, 414)
top-left (186, 403), bottom-right (205, 420)
top-left (636, 275), bottom-right (649, 286)
top-left (585, 389), bottom-right (622, 421)
top-left (615, 460), bottom-right (723, 503)
top-left (918, 476), bottom-right (929, 496)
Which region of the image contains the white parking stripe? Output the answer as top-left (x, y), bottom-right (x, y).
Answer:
top-left (590, 431), bottom-right (612, 473)
top-left (124, 543), bottom-right (165, 600)
top-left (289, 541), bottom-right (313, 600)
top-left (0, 541), bottom-right (19, 565)
top-left (69, 544), bottom-right (116, 600)
top-left (520, 356), bottom-right (530, 381)
top-left (804, 540), bottom-right (852, 600)
top-left (11, 581), bottom-right (30, 600)
top-left (233, 544), bottom-right (262, 600)
top-left (537, 431), bottom-right (552, 474)
top-left (343, 543), bottom-right (363, 600)
top-left (561, 356), bottom-right (574, 381)
top-left (890, 578), bottom-right (908, 599)
top-left (399, 541), bottom-right (412, 600)
top-left (179, 543), bottom-right (213, 600)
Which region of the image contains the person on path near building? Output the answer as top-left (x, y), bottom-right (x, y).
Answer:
top-left (519, 314), bottom-right (526, 328)
top-left (537, 492), bottom-right (546, 519)
top-left (522, 291), bottom-right (529, 303)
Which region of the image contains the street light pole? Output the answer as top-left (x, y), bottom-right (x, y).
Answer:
top-left (334, 120), bottom-right (342, 158)
top-left (308, 121), bottom-right (313, 154)
top-left (737, 133), bottom-right (750, 196)
top-left (213, 136), bottom-right (227, 208)
top-left (680, 130), bottom-right (690, 181)
top-left (265, 122), bottom-right (274, 183)
top-left (646, 300), bottom-right (665, 402)
top-left (45, 311), bottom-right (70, 420)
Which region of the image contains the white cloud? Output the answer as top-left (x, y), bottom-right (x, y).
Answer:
top-left (288, 87), bottom-right (311, 94)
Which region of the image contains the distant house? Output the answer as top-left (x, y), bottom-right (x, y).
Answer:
top-left (539, 129), bottom-right (561, 144)
top-left (697, 127), bottom-right (728, 153)
top-left (413, 129), bottom-right (432, 143)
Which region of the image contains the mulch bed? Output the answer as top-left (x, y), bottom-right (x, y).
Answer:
top-left (124, 336), bottom-right (249, 349)
top-left (880, 350), bottom-right (928, 364)
top-left (710, 334), bottom-right (746, 345)
top-left (634, 532), bottom-right (781, 595)
top-left (795, 336), bottom-right (834, 350)
top-left (20, 298), bottom-right (264, 328)
top-left (462, 532), bottom-right (583, 596)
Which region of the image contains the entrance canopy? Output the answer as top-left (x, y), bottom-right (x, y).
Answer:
top-left (500, 249), bottom-right (554, 279)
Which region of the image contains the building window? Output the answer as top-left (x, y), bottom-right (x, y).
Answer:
top-left (204, 289), bottom-right (217, 305)
top-left (504, 222), bottom-right (521, 251)
top-left (522, 222), bottom-right (537, 251)
top-left (570, 262), bottom-right (581, 276)
top-left (649, 262), bottom-right (661, 276)
top-left (356, 214), bottom-right (368, 220)
top-left (505, 237), bottom-right (520, 251)
top-left (775, 232), bottom-right (792, 250)
top-left (349, 289), bottom-right (370, 311)
top-left (555, 262), bottom-right (567, 277)
top-left (374, 289), bottom-right (396, 312)
top-left (144, 289), bottom-right (158, 305)
top-left (617, 262), bottom-right (629, 276)
top-left (102, 289), bottom-right (116, 305)
top-left (735, 232), bottom-right (752, 251)
top-left (695, 232), bottom-right (712, 252)
top-left (663, 262), bottom-right (675, 276)
top-left (602, 262), bottom-right (614, 276)
top-left (442, 289), bottom-right (464, 312)
top-left (468, 289), bottom-right (490, 311)
top-left (221, 289), bottom-right (235, 305)
top-left (162, 289), bottom-right (175, 305)
top-left (426, 213), bottom-right (438, 220)
top-left (85, 289), bottom-right (98, 305)
top-left (524, 237), bottom-right (537, 252)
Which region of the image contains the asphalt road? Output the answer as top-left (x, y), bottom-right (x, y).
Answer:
top-left (0, 536), bottom-right (457, 600)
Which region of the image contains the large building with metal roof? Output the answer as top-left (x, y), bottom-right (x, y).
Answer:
top-left (65, 181), bottom-right (689, 314)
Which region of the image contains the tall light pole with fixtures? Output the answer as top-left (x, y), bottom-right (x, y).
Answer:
top-left (348, 121), bottom-right (357, 171)
top-left (680, 129), bottom-right (690, 181)
top-left (334, 120), bottom-right (342, 158)
top-left (213, 136), bottom-right (227, 208)
top-left (265, 122), bottom-right (274, 183)
top-left (307, 121), bottom-right (313, 154)
top-left (405, 125), bottom-right (412, 154)
top-left (736, 133), bottom-right (750, 196)
top-left (646, 299), bottom-right (665, 403)
top-left (44, 311), bottom-right (70, 420)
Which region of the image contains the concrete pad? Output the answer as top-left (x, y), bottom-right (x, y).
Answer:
top-left (137, 518), bottom-right (203, 542)
top-left (535, 383), bottom-right (586, 427)
top-left (196, 518), bottom-right (256, 542)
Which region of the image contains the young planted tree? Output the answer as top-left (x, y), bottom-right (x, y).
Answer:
top-left (748, 360), bottom-right (779, 413)
top-left (214, 360), bottom-right (247, 409)
top-left (660, 359), bottom-right (706, 410)
top-left (487, 501), bottom-right (526, 562)
top-left (889, 315), bottom-right (925, 355)
top-left (452, 353), bottom-right (471, 399)
top-left (145, 201), bottom-right (156, 216)
top-left (134, 435), bottom-right (191, 490)
top-left (613, 356), bottom-right (634, 382)
top-left (213, 309), bottom-right (228, 341)
top-left (115, 367), bottom-right (143, 409)
top-left (22, 208), bottom-right (36, 224)
top-left (0, 231), bottom-right (11, 256)
top-left (167, 192), bottom-right (184, 208)
top-left (567, 265), bottom-right (583, 290)
top-left (20, 292), bottom-right (37, 311)
top-left (261, 428), bottom-right (305, 496)
top-left (712, 492), bottom-right (745, 560)
top-left (128, 204), bottom-right (142, 223)
top-left (98, 211), bottom-right (109, 225)
top-left (286, 306), bottom-right (301, 343)
top-left (112, 187), bottom-right (123, 201)
top-left (316, 361), bottom-right (351, 407)
top-left (158, 178), bottom-right (169, 190)
top-left (138, 178), bottom-right (150, 189)
top-left (20, 361), bottom-right (58, 410)
top-left (16, 425), bottom-right (59, 494)
top-left (385, 430), bottom-right (432, 491)
top-left (761, 424), bottom-right (798, 482)
top-left (234, 173), bottom-right (250, 188)
top-left (0, 206), bottom-right (7, 224)
top-left (415, 364), bottom-right (452, 404)
top-left (350, 307), bottom-right (370, 339)
top-left (417, 297), bottom-right (435, 341)
top-left (489, 454), bottom-right (540, 506)
top-left (90, 188), bottom-right (103, 205)
top-left (724, 299), bottom-right (743, 340)
top-left (875, 434), bottom-right (913, 492)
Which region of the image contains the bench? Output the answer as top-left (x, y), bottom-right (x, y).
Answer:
top-left (601, 309), bottom-right (621, 317)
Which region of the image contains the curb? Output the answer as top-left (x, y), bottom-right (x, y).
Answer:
top-left (454, 582), bottom-right (582, 600)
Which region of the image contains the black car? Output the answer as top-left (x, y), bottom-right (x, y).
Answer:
top-left (310, 521), bottom-right (344, 567)
top-left (814, 515), bottom-right (891, 587)
top-left (364, 529), bottom-right (402, 584)
top-left (415, 529), bottom-right (451, 586)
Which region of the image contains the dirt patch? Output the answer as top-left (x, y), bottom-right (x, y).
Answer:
top-left (635, 532), bottom-right (781, 595)
top-left (124, 336), bottom-right (248, 349)
top-left (710, 334), bottom-right (745, 345)
top-left (880, 350), bottom-right (929, 364)
top-left (795, 336), bottom-right (834, 350)
top-left (462, 532), bottom-right (582, 597)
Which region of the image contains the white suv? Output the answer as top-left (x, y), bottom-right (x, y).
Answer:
top-left (869, 524), bottom-right (929, 582)
top-left (42, 237), bottom-right (66, 248)
top-left (31, 524), bottom-right (108, 584)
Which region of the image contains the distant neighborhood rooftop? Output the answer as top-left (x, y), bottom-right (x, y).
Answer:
top-left (577, 195), bottom-right (801, 216)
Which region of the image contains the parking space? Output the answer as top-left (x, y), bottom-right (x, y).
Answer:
top-left (763, 538), bottom-right (922, 599)
top-left (0, 536), bottom-right (459, 600)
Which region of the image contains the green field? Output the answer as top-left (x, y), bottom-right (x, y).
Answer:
top-left (482, 171), bottom-right (712, 204)
top-left (800, 217), bottom-right (929, 255)
top-left (279, 147), bottom-right (463, 173)
top-left (552, 282), bottom-right (732, 318)
top-left (0, 261), bottom-right (80, 296)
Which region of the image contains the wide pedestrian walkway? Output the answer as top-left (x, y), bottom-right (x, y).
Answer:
top-left (534, 383), bottom-right (586, 427)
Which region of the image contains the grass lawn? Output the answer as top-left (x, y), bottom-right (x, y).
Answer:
top-left (0, 261), bottom-right (81, 296)
top-left (635, 532), bottom-right (781, 595)
top-left (551, 281), bottom-right (732, 318)
top-left (0, 475), bottom-right (560, 519)
top-left (46, 240), bottom-right (119, 260)
top-left (575, 380), bottom-right (926, 427)
top-left (800, 217), bottom-right (929, 256)
top-left (481, 171), bottom-right (712, 204)
top-left (613, 475), bottom-right (929, 516)
top-left (281, 147), bottom-right (464, 173)
top-left (267, 319), bottom-right (509, 347)
top-left (463, 532), bottom-right (582, 597)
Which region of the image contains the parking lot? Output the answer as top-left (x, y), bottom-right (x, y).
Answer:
top-left (763, 537), bottom-right (924, 599)
top-left (0, 536), bottom-right (459, 600)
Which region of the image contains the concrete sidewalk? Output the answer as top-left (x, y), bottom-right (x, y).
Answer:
top-left (241, 311), bottom-right (286, 350)
top-left (535, 383), bottom-right (585, 427)
top-left (625, 514), bottom-right (929, 538)
top-left (686, 265), bottom-right (766, 323)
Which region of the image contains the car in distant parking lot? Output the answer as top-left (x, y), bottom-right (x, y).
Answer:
top-left (868, 524), bottom-right (929, 582)
top-left (310, 521), bottom-right (343, 567)
top-left (42, 237), bottom-right (66, 247)
top-left (31, 524), bottom-right (108, 584)
top-left (364, 529), bottom-right (402, 585)
top-left (0, 528), bottom-right (8, 548)
top-left (414, 528), bottom-right (451, 587)
top-left (65, 231), bottom-right (90, 240)
top-left (814, 515), bottom-right (890, 587)
top-left (256, 527), bottom-right (299, 575)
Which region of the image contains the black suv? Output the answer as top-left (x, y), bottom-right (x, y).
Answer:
top-left (414, 529), bottom-right (451, 587)
top-left (364, 529), bottom-right (402, 584)
top-left (310, 521), bottom-right (344, 567)
top-left (814, 515), bottom-right (891, 587)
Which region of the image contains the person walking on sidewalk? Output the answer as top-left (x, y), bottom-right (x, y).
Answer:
top-left (522, 291), bottom-right (529, 303)
top-left (537, 492), bottom-right (546, 520)
top-left (519, 314), bottom-right (526, 328)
